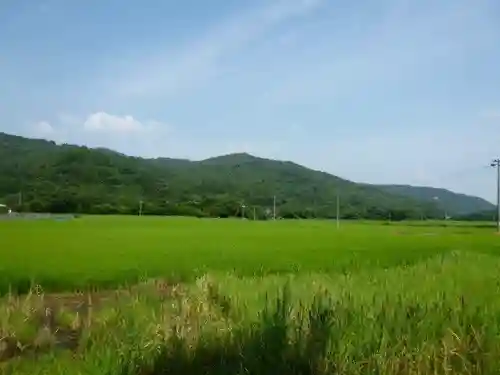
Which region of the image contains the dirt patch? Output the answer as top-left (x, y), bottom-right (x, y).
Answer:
top-left (0, 311), bottom-right (81, 364)
top-left (0, 328), bottom-right (80, 363)
top-left (0, 278), bottom-right (177, 364)
top-left (33, 278), bottom-right (175, 316)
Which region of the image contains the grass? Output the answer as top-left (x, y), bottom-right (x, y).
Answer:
top-left (1, 216), bottom-right (500, 374)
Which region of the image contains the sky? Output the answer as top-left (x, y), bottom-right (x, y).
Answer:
top-left (1, 0), bottom-right (500, 202)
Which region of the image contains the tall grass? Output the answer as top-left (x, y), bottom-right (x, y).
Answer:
top-left (3, 251), bottom-right (500, 374)
top-left (122, 252), bottom-right (500, 375)
top-left (130, 292), bottom-right (500, 375)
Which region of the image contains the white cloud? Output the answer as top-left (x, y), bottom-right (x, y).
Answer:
top-left (34, 120), bottom-right (54, 134)
top-left (83, 112), bottom-right (142, 132)
top-left (29, 120), bottom-right (67, 144)
top-left (82, 112), bottom-right (165, 134)
top-left (29, 111), bottom-right (173, 158)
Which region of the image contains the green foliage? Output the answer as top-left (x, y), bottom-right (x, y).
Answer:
top-left (374, 184), bottom-right (494, 217)
top-left (0, 132), bottom-right (443, 220)
top-left (457, 209), bottom-right (496, 222)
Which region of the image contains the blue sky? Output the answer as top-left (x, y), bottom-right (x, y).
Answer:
top-left (1, 0), bottom-right (500, 201)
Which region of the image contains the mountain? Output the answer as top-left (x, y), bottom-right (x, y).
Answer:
top-left (373, 185), bottom-right (495, 217)
top-left (456, 209), bottom-right (496, 222)
top-left (0, 132), bottom-right (445, 219)
top-left (200, 152), bottom-right (259, 166)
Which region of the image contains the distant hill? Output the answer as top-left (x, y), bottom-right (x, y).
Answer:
top-left (456, 209), bottom-right (496, 222)
top-left (0, 132), bottom-right (447, 219)
top-left (199, 152), bottom-right (260, 166)
top-left (373, 185), bottom-right (494, 217)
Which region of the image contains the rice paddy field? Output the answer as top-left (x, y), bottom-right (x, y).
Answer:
top-left (1, 216), bottom-right (500, 374)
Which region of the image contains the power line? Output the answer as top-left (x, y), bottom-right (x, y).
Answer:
top-left (445, 165), bottom-right (492, 178)
top-left (491, 159), bottom-right (500, 232)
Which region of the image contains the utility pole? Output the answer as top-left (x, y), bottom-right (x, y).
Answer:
top-left (273, 195), bottom-right (276, 220)
top-left (18, 191), bottom-right (22, 211)
top-left (336, 192), bottom-right (340, 229)
top-left (432, 196), bottom-right (447, 221)
top-left (313, 187), bottom-right (317, 219)
top-left (491, 159), bottom-right (500, 232)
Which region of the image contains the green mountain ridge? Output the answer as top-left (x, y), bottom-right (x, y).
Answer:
top-left (0, 131), bottom-right (485, 220)
top-left (372, 184), bottom-right (494, 216)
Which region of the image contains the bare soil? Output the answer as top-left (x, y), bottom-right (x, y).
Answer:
top-left (0, 279), bottom-right (176, 364)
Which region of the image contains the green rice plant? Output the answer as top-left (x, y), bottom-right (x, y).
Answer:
top-left (1, 216), bottom-right (497, 295)
top-left (2, 218), bottom-right (500, 374)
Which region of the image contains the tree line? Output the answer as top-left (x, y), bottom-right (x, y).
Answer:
top-left (0, 132), bottom-right (446, 220)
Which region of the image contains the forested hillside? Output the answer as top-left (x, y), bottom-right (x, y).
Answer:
top-left (456, 209), bottom-right (497, 222)
top-left (374, 185), bottom-right (494, 217)
top-left (0, 132), bottom-right (445, 219)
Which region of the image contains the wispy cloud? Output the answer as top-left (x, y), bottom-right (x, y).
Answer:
top-left (263, 0), bottom-right (498, 105)
top-left (109, 0), bottom-right (325, 98)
